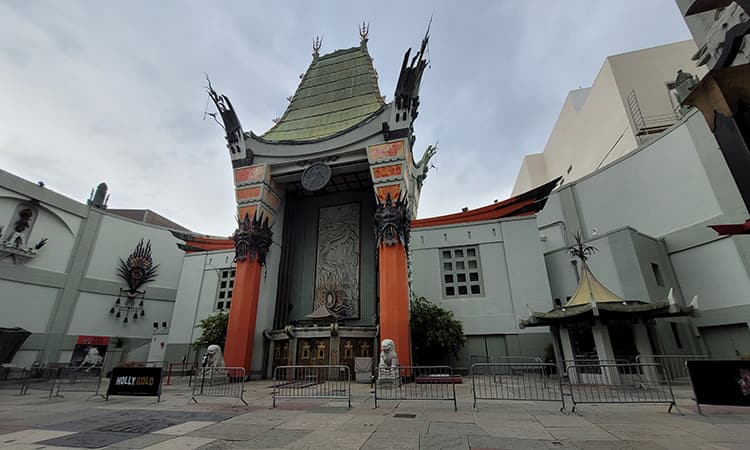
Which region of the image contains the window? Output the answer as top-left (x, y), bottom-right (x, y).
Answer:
top-left (670, 322), bottom-right (683, 349)
top-left (214, 268), bottom-right (236, 311)
top-left (651, 263), bottom-right (664, 287)
top-left (440, 246), bottom-right (483, 297)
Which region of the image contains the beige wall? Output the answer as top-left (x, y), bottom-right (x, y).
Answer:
top-left (512, 153), bottom-right (547, 197)
top-left (512, 40), bottom-right (704, 196)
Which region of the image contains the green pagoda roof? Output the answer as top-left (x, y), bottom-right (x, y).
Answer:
top-left (260, 44), bottom-right (385, 143)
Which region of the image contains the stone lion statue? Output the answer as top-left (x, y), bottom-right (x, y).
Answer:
top-left (378, 339), bottom-right (398, 368)
top-left (203, 344), bottom-right (227, 381)
top-left (378, 339), bottom-right (399, 382)
top-left (206, 344), bottom-right (225, 367)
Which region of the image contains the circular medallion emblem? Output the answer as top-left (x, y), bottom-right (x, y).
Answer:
top-left (301, 162), bottom-right (332, 191)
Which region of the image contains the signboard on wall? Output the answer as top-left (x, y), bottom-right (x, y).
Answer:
top-left (687, 360), bottom-right (750, 411)
top-left (70, 335), bottom-right (109, 367)
top-left (106, 366), bottom-right (163, 401)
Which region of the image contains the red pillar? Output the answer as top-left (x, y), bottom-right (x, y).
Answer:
top-left (222, 212), bottom-right (272, 375)
top-left (378, 242), bottom-right (412, 367)
top-left (223, 258), bottom-right (263, 372)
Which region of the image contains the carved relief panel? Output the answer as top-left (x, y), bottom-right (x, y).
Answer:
top-left (312, 203), bottom-right (360, 319)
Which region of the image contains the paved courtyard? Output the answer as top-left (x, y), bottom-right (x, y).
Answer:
top-left (0, 378), bottom-right (749, 449)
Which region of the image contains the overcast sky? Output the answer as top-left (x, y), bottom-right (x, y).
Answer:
top-left (0, 1), bottom-right (692, 236)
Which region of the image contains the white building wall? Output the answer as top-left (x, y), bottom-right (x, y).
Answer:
top-left (671, 238), bottom-right (750, 312)
top-left (67, 292), bottom-right (175, 338)
top-left (410, 217), bottom-right (553, 336)
top-left (165, 249), bottom-right (235, 363)
top-left (86, 213), bottom-right (184, 289)
top-left (575, 119), bottom-right (721, 242)
top-left (0, 279), bottom-right (59, 332)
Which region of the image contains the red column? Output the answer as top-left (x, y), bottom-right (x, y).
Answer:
top-left (224, 259), bottom-right (263, 373)
top-left (378, 242), bottom-right (412, 367)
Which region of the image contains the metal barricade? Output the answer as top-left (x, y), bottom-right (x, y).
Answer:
top-left (0, 367), bottom-right (28, 394)
top-left (635, 354), bottom-right (708, 384)
top-left (565, 363), bottom-right (680, 414)
top-left (21, 366), bottom-right (104, 399)
top-left (272, 365), bottom-right (351, 408)
top-left (166, 362), bottom-right (197, 385)
top-left (21, 367), bottom-right (61, 396)
top-left (190, 367), bottom-right (247, 407)
top-left (374, 365), bottom-right (458, 411)
top-left (496, 356), bottom-right (544, 364)
top-left (51, 367), bottom-right (105, 399)
top-left (471, 363), bottom-right (564, 410)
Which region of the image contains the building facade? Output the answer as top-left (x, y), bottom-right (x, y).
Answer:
top-left (512, 40), bottom-right (707, 195)
top-left (0, 170), bottom-right (186, 371)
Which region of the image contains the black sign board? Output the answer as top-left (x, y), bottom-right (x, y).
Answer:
top-left (106, 367), bottom-right (163, 401)
top-left (687, 360), bottom-right (750, 413)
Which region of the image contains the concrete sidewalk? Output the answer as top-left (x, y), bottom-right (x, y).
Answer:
top-left (0, 379), bottom-right (748, 449)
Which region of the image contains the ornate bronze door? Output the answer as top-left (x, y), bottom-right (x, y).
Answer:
top-left (297, 338), bottom-right (330, 366)
top-left (339, 338), bottom-right (373, 373)
top-left (272, 340), bottom-right (290, 370)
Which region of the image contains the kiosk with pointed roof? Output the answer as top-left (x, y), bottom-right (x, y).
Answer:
top-left (520, 234), bottom-right (698, 381)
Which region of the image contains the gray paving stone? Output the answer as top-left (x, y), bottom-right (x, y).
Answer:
top-left (108, 433), bottom-right (175, 449)
top-left (361, 431), bottom-right (419, 450)
top-left (141, 436), bottom-right (215, 449)
top-left (286, 430), bottom-right (372, 450)
top-left (380, 417), bottom-right (430, 434)
top-left (37, 430), bottom-right (135, 448)
top-left (43, 412), bottom-right (125, 431)
top-left (222, 408), bottom-right (298, 425)
top-left (96, 419), bottom-right (182, 434)
top-left (307, 406), bottom-right (352, 414)
top-left (468, 435), bottom-right (576, 449)
top-left (475, 419), bottom-right (554, 440)
top-left (419, 433), bottom-right (469, 450)
top-left (532, 414), bottom-right (592, 427)
top-left (276, 412), bottom-right (354, 431)
top-left (188, 422), bottom-right (272, 440)
top-left (0, 429), bottom-right (76, 445)
top-left (427, 422), bottom-right (488, 436)
top-left (598, 423), bottom-right (688, 441)
top-left (570, 441), bottom-right (667, 450)
top-left (338, 414), bottom-right (385, 433)
top-left (233, 429), bottom-right (311, 448)
top-left (546, 426), bottom-right (616, 441)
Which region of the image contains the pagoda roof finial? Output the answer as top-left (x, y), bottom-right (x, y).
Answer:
top-left (312, 35), bottom-right (323, 58)
top-left (359, 21), bottom-right (370, 44)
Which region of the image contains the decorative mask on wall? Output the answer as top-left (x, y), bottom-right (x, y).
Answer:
top-left (233, 212), bottom-right (273, 265)
top-left (110, 238), bottom-right (159, 323)
top-left (374, 193), bottom-right (410, 248)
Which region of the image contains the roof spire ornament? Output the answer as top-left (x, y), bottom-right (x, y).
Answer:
top-left (359, 21), bottom-right (370, 44)
top-left (312, 36), bottom-right (322, 58)
top-left (568, 232), bottom-right (598, 263)
top-left (393, 16), bottom-right (432, 123)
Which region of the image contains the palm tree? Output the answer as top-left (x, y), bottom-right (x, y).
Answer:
top-left (568, 232), bottom-right (598, 262)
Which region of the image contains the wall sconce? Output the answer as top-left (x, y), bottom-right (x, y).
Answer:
top-left (110, 288), bottom-right (145, 323)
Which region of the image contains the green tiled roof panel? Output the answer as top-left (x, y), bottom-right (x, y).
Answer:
top-left (261, 45), bottom-right (385, 142)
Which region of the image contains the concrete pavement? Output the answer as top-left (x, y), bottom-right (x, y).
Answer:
top-left (0, 378), bottom-right (748, 449)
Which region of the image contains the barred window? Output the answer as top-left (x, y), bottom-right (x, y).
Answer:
top-left (214, 268), bottom-right (236, 311)
top-left (440, 246), bottom-right (483, 297)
